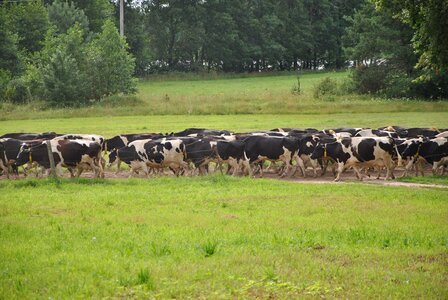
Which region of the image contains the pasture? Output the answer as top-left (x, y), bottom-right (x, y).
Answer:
top-left (1, 71), bottom-right (448, 121)
top-left (0, 176), bottom-right (447, 298)
top-left (1, 71), bottom-right (447, 298)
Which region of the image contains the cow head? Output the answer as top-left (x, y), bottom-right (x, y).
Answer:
top-left (310, 143), bottom-right (325, 160)
top-left (108, 149), bottom-right (118, 167)
top-left (400, 138), bottom-right (425, 160)
top-left (14, 145), bottom-right (31, 167)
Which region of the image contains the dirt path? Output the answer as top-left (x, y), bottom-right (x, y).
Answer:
top-left (2, 167), bottom-right (447, 189)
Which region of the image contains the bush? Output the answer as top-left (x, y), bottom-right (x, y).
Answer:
top-left (351, 65), bottom-right (387, 94)
top-left (5, 76), bottom-right (31, 103)
top-left (313, 77), bottom-right (339, 98)
top-left (0, 69), bottom-right (11, 101)
top-left (380, 70), bottom-right (413, 98)
top-left (411, 70), bottom-right (448, 100)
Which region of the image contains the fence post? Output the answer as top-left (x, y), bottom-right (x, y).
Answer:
top-left (46, 140), bottom-right (57, 178)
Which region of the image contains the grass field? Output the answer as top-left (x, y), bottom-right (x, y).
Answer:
top-left (1, 112), bottom-right (447, 137)
top-left (1, 71), bottom-right (447, 298)
top-left (0, 176), bottom-right (447, 298)
top-left (1, 71), bottom-right (448, 120)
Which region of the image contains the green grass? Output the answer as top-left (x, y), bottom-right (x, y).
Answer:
top-left (0, 176), bottom-right (447, 298)
top-left (399, 176), bottom-right (448, 185)
top-left (1, 71), bottom-right (447, 120)
top-left (1, 112), bottom-right (447, 137)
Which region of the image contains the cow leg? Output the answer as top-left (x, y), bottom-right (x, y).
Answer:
top-left (334, 163), bottom-right (345, 182)
top-left (353, 166), bottom-right (363, 181)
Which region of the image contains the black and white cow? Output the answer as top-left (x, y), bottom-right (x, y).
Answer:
top-left (243, 136), bottom-right (299, 177)
top-left (56, 134), bottom-right (106, 150)
top-left (14, 139), bottom-right (104, 178)
top-left (400, 137), bottom-right (448, 176)
top-left (108, 138), bottom-right (188, 177)
top-left (311, 137), bottom-right (398, 181)
top-left (355, 129), bottom-right (398, 138)
top-left (294, 134), bottom-right (335, 177)
top-left (105, 133), bottom-right (166, 152)
top-left (0, 138), bottom-right (44, 176)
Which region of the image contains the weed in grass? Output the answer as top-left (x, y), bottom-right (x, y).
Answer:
top-left (201, 240), bottom-right (219, 257)
top-left (136, 268), bottom-right (155, 290)
top-left (264, 267), bottom-right (278, 283)
top-left (150, 242), bottom-right (171, 257)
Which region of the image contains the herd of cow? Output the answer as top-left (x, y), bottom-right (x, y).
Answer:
top-left (0, 126), bottom-right (447, 181)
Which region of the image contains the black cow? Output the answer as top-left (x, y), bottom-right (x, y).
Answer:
top-left (184, 139), bottom-right (216, 174)
top-left (243, 136), bottom-right (299, 177)
top-left (311, 137), bottom-right (397, 181)
top-left (15, 139), bottom-right (104, 178)
top-left (0, 132), bottom-right (60, 140)
top-left (214, 140), bottom-right (251, 176)
top-left (405, 128), bottom-right (439, 138)
top-left (323, 128), bottom-right (363, 136)
top-left (401, 137), bottom-right (448, 176)
top-left (0, 142), bottom-right (8, 178)
top-left (173, 128), bottom-right (232, 137)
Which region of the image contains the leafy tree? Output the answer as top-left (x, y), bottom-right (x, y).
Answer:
top-left (5, 1), bottom-right (50, 54)
top-left (86, 19), bottom-right (136, 99)
top-left (70, 0), bottom-right (113, 33)
top-left (343, 3), bottom-right (417, 96)
top-left (48, 0), bottom-right (89, 34)
top-left (37, 25), bottom-right (88, 106)
top-left (112, 0), bottom-right (152, 76)
top-left (374, 0), bottom-right (448, 73)
top-left (0, 10), bottom-right (22, 76)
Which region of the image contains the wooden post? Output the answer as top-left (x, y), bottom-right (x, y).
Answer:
top-left (119, 0), bottom-right (124, 36)
top-left (46, 140), bottom-right (57, 178)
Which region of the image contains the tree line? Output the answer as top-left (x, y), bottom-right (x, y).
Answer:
top-left (0, 0), bottom-right (447, 106)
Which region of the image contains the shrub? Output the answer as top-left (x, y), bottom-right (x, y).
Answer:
top-left (380, 70), bottom-right (412, 98)
top-left (0, 69), bottom-right (11, 101)
top-left (313, 77), bottom-right (339, 98)
top-left (5, 76), bottom-right (31, 103)
top-left (351, 65), bottom-right (388, 94)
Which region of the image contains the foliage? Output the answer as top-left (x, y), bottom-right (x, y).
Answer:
top-left (313, 77), bottom-right (339, 98)
top-left (0, 69), bottom-right (11, 101)
top-left (86, 19), bottom-right (136, 99)
top-left (0, 11), bottom-right (22, 76)
top-left (48, 0), bottom-right (89, 34)
top-left (4, 1), bottom-right (50, 54)
top-left (374, 0), bottom-right (448, 73)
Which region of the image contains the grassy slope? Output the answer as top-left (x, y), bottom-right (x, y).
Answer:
top-left (0, 176), bottom-right (447, 298)
top-left (1, 71), bottom-right (448, 120)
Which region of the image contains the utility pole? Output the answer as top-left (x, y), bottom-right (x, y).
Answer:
top-left (119, 0), bottom-right (124, 36)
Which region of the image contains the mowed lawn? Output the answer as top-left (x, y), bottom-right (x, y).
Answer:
top-left (0, 176), bottom-right (447, 298)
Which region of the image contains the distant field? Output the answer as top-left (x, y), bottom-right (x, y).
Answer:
top-left (1, 71), bottom-right (448, 120)
top-left (1, 112), bottom-right (447, 137)
top-left (0, 176), bottom-right (447, 298)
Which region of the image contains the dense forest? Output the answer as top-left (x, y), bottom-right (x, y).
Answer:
top-left (1, 0), bottom-right (447, 106)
